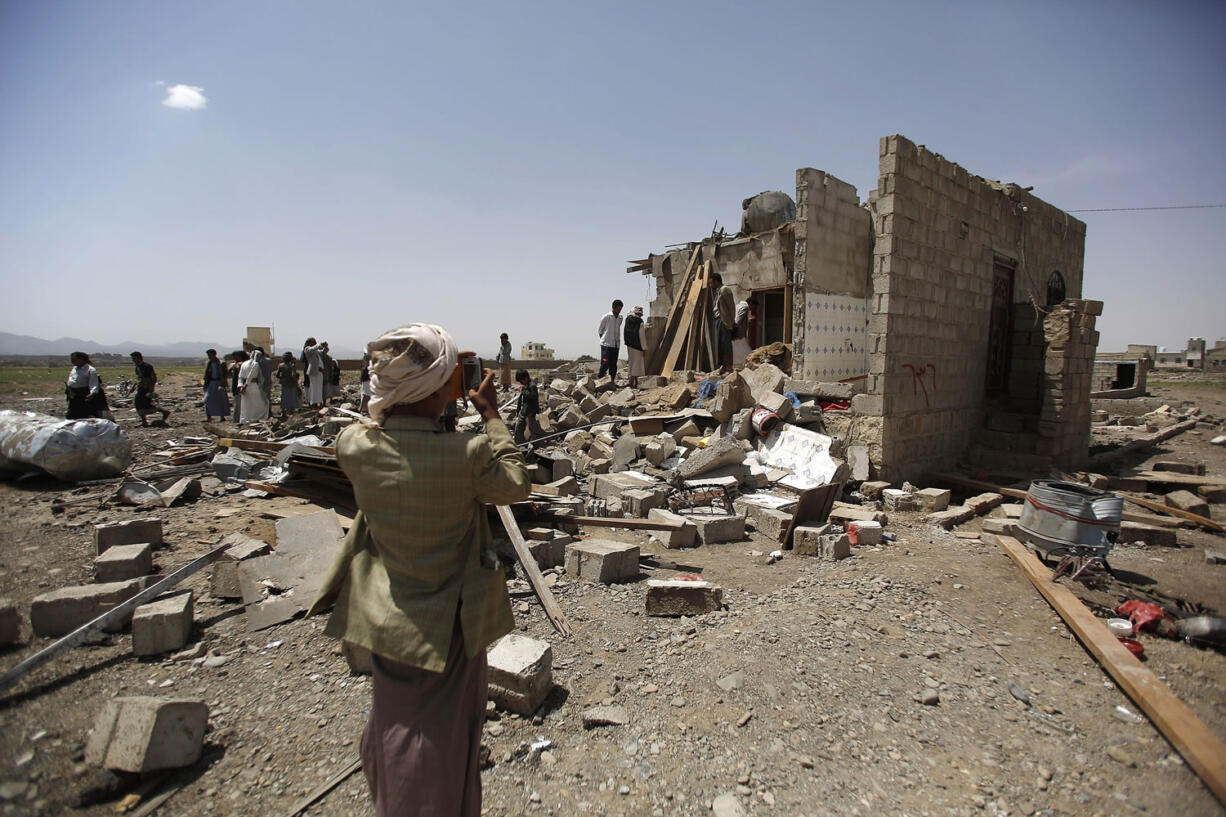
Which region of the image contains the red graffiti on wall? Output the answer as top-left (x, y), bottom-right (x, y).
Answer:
top-left (902, 363), bottom-right (937, 407)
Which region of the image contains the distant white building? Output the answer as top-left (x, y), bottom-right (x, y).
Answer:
top-left (521, 341), bottom-right (555, 361)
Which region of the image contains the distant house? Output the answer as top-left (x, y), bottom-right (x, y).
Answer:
top-left (521, 341), bottom-right (555, 361)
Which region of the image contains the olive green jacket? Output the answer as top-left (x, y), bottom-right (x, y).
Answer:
top-left (310, 416), bottom-right (530, 672)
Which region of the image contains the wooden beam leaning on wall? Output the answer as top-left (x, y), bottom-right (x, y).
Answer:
top-left (660, 260), bottom-right (710, 378)
top-left (648, 245), bottom-right (702, 375)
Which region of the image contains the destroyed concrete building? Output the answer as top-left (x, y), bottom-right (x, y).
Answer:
top-left (632, 134), bottom-right (1096, 480)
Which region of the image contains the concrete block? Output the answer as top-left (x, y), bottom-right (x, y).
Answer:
top-left (850, 394), bottom-right (883, 415)
top-left (132, 591), bottom-right (194, 656)
top-left (527, 536), bottom-right (567, 569)
top-left (644, 433), bottom-right (677, 466)
top-left (85, 696), bottom-right (209, 773)
top-left (487, 634), bottom-right (553, 715)
top-left (859, 481), bottom-right (891, 500)
top-left (590, 471), bottom-right (657, 500)
top-left (965, 493), bottom-right (1004, 514)
top-left (94, 519), bottom-right (164, 555)
top-left (94, 543), bottom-right (153, 583)
top-left (1198, 485), bottom-right (1226, 504)
top-left (30, 578), bottom-right (148, 637)
top-left (829, 505), bottom-right (889, 525)
top-left (646, 509), bottom-right (699, 548)
top-left (882, 488), bottom-right (918, 512)
top-left (551, 456), bottom-right (574, 481)
top-left (593, 375), bottom-right (614, 393)
top-left (757, 391), bottom-right (793, 421)
top-left (1152, 461), bottom-right (1205, 476)
top-left (210, 534), bottom-right (272, 600)
top-left (589, 458), bottom-right (610, 474)
top-left (846, 445), bottom-right (870, 481)
top-left (792, 401), bottom-right (823, 423)
top-left (677, 436), bottom-right (746, 480)
top-left (645, 579), bottom-right (723, 616)
top-left (1119, 521), bottom-right (1178, 547)
top-left (980, 517), bottom-right (1018, 537)
top-left (794, 527), bottom-right (850, 560)
top-left (623, 487), bottom-right (667, 518)
top-left (783, 379), bottom-right (853, 400)
top-left (668, 419), bottom-right (700, 442)
top-left (565, 539), bottom-right (639, 583)
top-left (688, 513), bottom-right (746, 544)
top-left (732, 498), bottom-right (793, 542)
top-left (0, 599), bottom-right (21, 646)
top-left (1166, 490), bottom-right (1210, 518)
top-left (845, 520), bottom-right (882, 545)
top-left (743, 364), bottom-right (785, 404)
top-left (915, 488), bottom-right (951, 512)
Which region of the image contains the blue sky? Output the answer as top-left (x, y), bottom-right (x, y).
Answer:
top-left (2, 0), bottom-right (1224, 358)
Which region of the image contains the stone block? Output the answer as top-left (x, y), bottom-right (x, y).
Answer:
top-left (526, 536), bottom-right (567, 569)
top-left (859, 481), bottom-right (891, 500)
top-left (622, 487), bottom-right (668, 518)
top-left (210, 534), bottom-right (272, 600)
top-left (783, 379), bottom-right (853, 400)
top-left (850, 394), bottom-right (883, 416)
top-left (677, 436), bottom-right (746, 480)
top-left (659, 383), bottom-right (693, 411)
top-left (644, 433), bottom-right (678, 466)
top-left (0, 599), bottom-right (21, 647)
top-left (668, 419), bottom-right (700, 442)
top-left (94, 518), bottom-right (164, 555)
top-left (732, 497), bottom-right (793, 542)
top-left (965, 493), bottom-right (1004, 514)
top-left (30, 578), bottom-right (147, 637)
top-left (882, 489), bottom-right (919, 511)
top-left (645, 580), bottom-right (723, 616)
top-left (688, 513), bottom-right (746, 544)
top-left (709, 372), bottom-right (754, 423)
top-left (743, 364), bottom-right (785, 404)
top-left (646, 509), bottom-right (699, 548)
top-left (980, 517), bottom-right (1018, 537)
top-left (610, 434), bottom-right (642, 472)
top-left (1152, 461), bottom-right (1205, 476)
top-left (845, 445), bottom-right (870, 481)
top-left (131, 590), bottom-right (194, 656)
top-left (590, 458), bottom-right (610, 474)
top-left (86, 696), bottom-right (209, 773)
top-left (792, 401), bottom-right (823, 423)
top-left (1198, 485), bottom-right (1226, 504)
top-left (551, 456), bottom-right (574, 481)
top-left (829, 504), bottom-right (889, 525)
top-left (1166, 490), bottom-right (1210, 518)
top-left (845, 520), bottom-right (882, 546)
top-left (487, 634), bottom-right (553, 716)
top-left (589, 471), bottom-right (656, 500)
top-left (592, 375), bottom-right (614, 393)
top-left (548, 379), bottom-right (573, 396)
top-left (915, 488), bottom-right (951, 512)
top-left (94, 543), bottom-right (154, 583)
top-left (757, 391), bottom-right (793, 421)
top-left (1118, 521), bottom-right (1178, 547)
top-left (794, 528), bottom-right (850, 560)
top-left (565, 539), bottom-right (639, 583)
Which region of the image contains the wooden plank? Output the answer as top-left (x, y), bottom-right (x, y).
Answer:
top-left (282, 757), bottom-right (362, 817)
top-left (1117, 492), bottom-right (1223, 533)
top-left (1127, 471), bottom-right (1226, 489)
top-left (661, 261), bottom-right (708, 377)
top-left (929, 472), bottom-right (1028, 501)
top-left (0, 545), bottom-right (230, 693)
top-left (496, 506), bottom-right (572, 637)
top-left (648, 245), bottom-right (702, 374)
top-left (218, 438), bottom-right (334, 456)
top-left (565, 515), bottom-right (684, 531)
top-left (993, 534), bottom-right (1226, 806)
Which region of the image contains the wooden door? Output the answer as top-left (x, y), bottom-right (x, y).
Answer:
top-left (986, 261), bottom-right (1014, 394)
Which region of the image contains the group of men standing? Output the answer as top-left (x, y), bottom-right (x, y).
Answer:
top-left (200, 339), bottom-right (344, 425)
top-left (595, 277), bottom-right (759, 383)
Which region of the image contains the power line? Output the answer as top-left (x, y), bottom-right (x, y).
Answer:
top-left (1065, 203), bottom-right (1226, 213)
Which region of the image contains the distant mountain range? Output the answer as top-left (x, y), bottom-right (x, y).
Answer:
top-left (0, 331), bottom-right (364, 359)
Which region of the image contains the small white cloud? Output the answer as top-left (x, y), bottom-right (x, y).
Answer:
top-left (161, 84), bottom-right (208, 110)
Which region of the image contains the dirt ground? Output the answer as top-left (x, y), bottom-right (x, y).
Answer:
top-left (1, 369), bottom-right (1224, 817)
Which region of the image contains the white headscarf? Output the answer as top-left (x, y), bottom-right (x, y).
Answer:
top-left (366, 324), bottom-right (458, 424)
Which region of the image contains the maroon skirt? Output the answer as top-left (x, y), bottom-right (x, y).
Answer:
top-left (362, 631), bottom-right (487, 817)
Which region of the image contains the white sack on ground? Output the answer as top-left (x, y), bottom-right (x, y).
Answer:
top-left (0, 410), bottom-right (131, 481)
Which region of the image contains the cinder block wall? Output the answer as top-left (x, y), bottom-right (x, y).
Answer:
top-left (791, 168), bottom-right (873, 380)
top-left (867, 134), bottom-right (1088, 481)
top-left (1039, 301), bottom-right (1099, 468)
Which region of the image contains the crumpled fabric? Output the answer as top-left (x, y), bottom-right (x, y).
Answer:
top-left (1116, 600), bottom-right (1170, 633)
top-left (366, 324), bottom-right (458, 424)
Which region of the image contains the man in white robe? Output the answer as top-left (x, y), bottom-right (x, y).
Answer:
top-left (239, 350), bottom-right (270, 423)
top-left (304, 337), bottom-right (325, 407)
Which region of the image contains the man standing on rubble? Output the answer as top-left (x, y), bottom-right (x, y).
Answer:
top-left (276, 352), bottom-right (301, 416)
top-left (309, 323), bottom-right (530, 817)
top-left (496, 333), bottom-right (513, 392)
top-left (732, 295), bottom-right (759, 364)
top-left (129, 351), bottom-right (171, 427)
top-left (708, 272), bottom-right (736, 373)
top-left (202, 349), bottom-right (229, 421)
top-left (303, 338), bottom-right (325, 408)
top-left (624, 305), bottom-right (646, 387)
top-left (597, 299), bottom-right (623, 380)
top-left (512, 369), bottom-right (546, 443)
